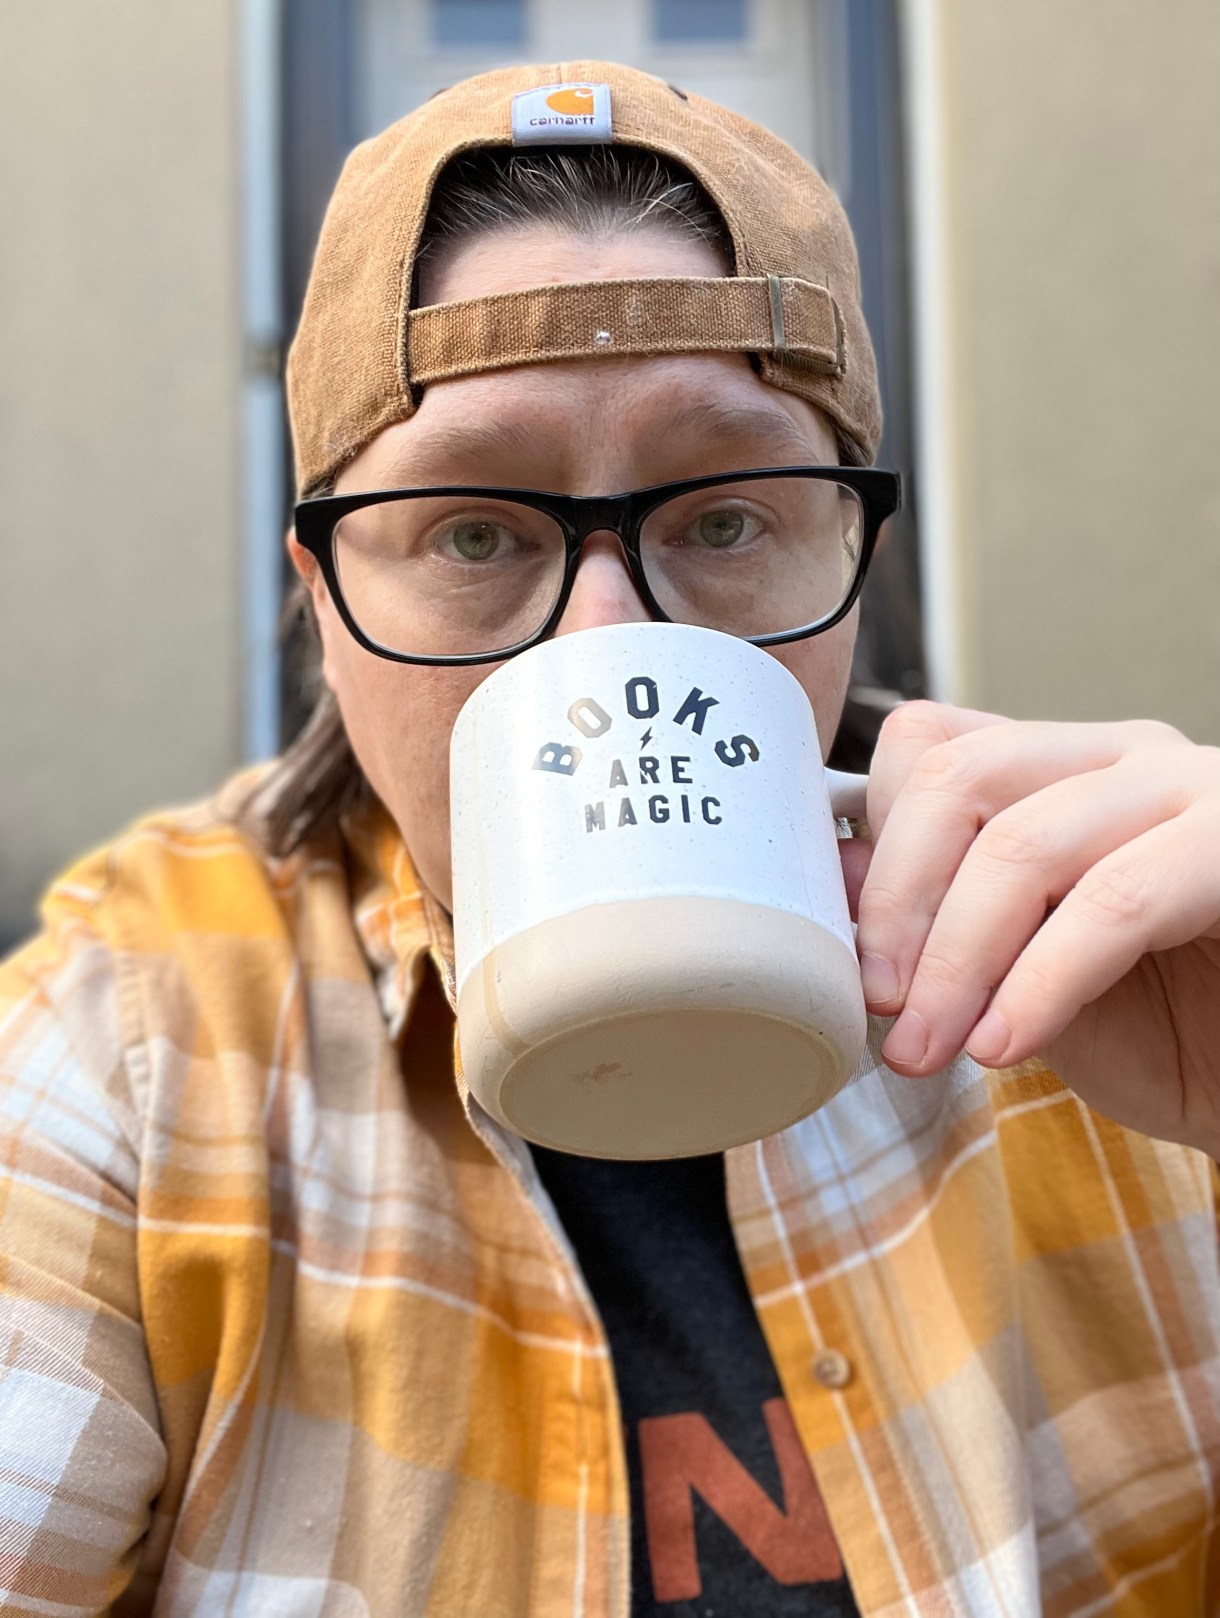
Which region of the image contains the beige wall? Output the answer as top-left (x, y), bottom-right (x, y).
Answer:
top-left (0, 2), bottom-right (243, 945)
top-left (934, 0), bottom-right (1220, 737)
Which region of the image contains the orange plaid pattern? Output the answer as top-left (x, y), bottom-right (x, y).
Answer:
top-left (2, 774), bottom-right (1219, 1616)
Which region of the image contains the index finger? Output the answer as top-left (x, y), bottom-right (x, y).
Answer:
top-left (865, 701), bottom-right (1009, 836)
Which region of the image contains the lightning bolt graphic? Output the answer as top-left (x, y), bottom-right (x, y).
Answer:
top-left (639, 728), bottom-right (653, 749)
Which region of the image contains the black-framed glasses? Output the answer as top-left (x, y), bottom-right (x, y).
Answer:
top-left (294, 465), bottom-right (901, 666)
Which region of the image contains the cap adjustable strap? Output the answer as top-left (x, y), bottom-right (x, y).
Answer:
top-left (404, 275), bottom-right (845, 386)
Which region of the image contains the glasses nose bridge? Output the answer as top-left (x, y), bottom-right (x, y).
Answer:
top-left (569, 492), bottom-right (635, 549)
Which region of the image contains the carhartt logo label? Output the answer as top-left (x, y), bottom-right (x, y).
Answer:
top-left (546, 86), bottom-right (594, 115)
top-left (511, 81), bottom-right (612, 146)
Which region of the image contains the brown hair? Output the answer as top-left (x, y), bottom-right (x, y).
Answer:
top-left (246, 144), bottom-right (864, 855)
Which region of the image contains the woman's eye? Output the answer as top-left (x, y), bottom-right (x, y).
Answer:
top-left (687, 509), bottom-right (758, 549)
top-left (445, 520), bottom-right (509, 561)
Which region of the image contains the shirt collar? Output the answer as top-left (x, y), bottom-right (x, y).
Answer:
top-left (342, 791), bottom-right (456, 1040)
top-left (341, 788), bottom-right (552, 1197)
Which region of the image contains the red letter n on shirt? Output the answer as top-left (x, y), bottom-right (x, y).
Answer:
top-left (638, 1398), bottom-right (844, 1602)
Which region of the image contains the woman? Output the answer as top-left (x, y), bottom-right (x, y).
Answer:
top-left (2, 60), bottom-right (1219, 1618)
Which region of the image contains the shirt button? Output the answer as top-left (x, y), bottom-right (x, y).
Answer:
top-left (812, 1348), bottom-right (853, 1389)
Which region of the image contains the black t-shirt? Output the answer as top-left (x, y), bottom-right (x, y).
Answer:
top-left (531, 1147), bottom-right (861, 1617)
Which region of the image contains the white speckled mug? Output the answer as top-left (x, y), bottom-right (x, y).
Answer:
top-left (449, 622), bottom-right (867, 1159)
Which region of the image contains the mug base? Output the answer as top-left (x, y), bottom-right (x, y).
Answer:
top-left (457, 896), bottom-right (866, 1159)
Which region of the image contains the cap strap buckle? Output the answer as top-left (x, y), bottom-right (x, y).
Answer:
top-left (766, 273), bottom-right (788, 354)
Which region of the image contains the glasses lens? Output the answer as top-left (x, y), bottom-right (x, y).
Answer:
top-left (640, 476), bottom-right (865, 639)
top-left (332, 495), bottom-right (568, 658)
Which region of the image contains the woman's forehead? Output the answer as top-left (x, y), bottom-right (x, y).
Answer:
top-left (418, 217), bottom-right (729, 304)
top-left (338, 355), bottom-right (838, 495)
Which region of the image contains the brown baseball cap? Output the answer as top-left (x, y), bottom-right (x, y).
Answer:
top-left (287, 60), bottom-right (882, 497)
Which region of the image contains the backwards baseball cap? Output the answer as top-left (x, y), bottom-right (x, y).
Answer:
top-left (287, 60), bottom-right (881, 496)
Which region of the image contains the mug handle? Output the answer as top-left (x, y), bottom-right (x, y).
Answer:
top-left (825, 769), bottom-right (869, 823)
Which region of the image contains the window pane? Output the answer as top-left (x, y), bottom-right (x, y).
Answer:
top-left (432, 0), bottom-right (526, 48)
top-left (653, 0), bottom-right (746, 44)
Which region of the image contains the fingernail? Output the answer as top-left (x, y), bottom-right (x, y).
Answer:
top-left (966, 1009), bottom-right (1012, 1067)
top-left (860, 952), bottom-right (900, 1007)
top-left (883, 1009), bottom-right (929, 1069)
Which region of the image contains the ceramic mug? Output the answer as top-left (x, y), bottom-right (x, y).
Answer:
top-left (449, 621), bottom-right (869, 1158)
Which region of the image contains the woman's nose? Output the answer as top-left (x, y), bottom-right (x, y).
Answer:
top-left (553, 533), bottom-right (653, 638)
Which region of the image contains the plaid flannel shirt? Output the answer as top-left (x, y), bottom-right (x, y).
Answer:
top-left (2, 773), bottom-right (1220, 1617)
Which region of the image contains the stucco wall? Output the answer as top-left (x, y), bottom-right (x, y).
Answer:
top-left (936, 0), bottom-right (1220, 737)
top-left (0, 3), bottom-right (243, 946)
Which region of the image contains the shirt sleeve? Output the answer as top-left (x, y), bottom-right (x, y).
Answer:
top-left (0, 887), bottom-right (167, 1615)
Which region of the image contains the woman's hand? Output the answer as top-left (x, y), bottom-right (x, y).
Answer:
top-left (842, 701), bottom-right (1220, 1157)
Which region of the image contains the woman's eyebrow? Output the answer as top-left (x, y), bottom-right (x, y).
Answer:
top-left (377, 397), bottom-right (821, 485)
top-left (662, 398), bottom-right (821, 459)
top-left (380, 417), bottom-right (548, 479)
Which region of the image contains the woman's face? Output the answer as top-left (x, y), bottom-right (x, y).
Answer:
top-left (290, 226), bottom-right (858, 911)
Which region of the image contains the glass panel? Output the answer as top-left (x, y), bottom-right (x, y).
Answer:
top-left (640, 477), bottom-right (863, 639)
top-left (333, 495), bottom-right (566, 657)
top-left (431, 0), bottom-right (526, 48)
top-left (653, 0), bottom-right (747, 44)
